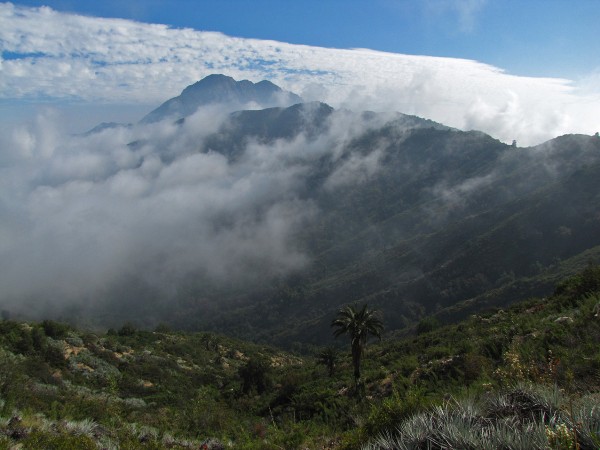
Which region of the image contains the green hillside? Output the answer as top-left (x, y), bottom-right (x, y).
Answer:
top-left (175, 129), bottom-right (600, 347)
top-left (1, 267), bottom-right (599, 448)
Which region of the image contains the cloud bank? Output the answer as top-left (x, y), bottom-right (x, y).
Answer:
top-left (1, 3), bottom-right (599, 146)
top-left (0, 101), bottom-right (401, 319)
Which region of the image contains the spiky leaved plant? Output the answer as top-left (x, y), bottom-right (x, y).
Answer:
top-left (364, 405), bottom-right (549, 450)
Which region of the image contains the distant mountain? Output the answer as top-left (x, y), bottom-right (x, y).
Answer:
top-left (140, 74), bottom-right (303, 124)
top-left (202, 101), bottom-right (449, 161)
top-left (203, 101), bottom-right (334, 160)
top-left (82, 121), bottom-right (131, 136)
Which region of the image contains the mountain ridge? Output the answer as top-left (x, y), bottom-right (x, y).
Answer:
top-left (140, 74), bottom-right (303, 124)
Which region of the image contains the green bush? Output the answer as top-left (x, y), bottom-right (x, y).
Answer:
top-left (363, 388), bottom-right (431, 441)
top-left (21, 431), bottom-right (96, 450)
top-left (239, 358), bottom-right (272, 395)
top-left (41, 320), bottom-right (71, 339)
top-left (554, 264), bottom-right (600, 302)
top-left (118, 322), bottom-right (137, 337)
top-left (416, 316), bottom-right (440, 335)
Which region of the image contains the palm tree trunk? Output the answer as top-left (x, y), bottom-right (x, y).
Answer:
top-left (352, 342), bottom-right (361, 384)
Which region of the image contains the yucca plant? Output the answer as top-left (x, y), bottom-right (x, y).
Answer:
top-left (485, 383), bottom-right (563, 422)
top-left (61, 418), bottom-right (98, 437)
top-left (567, 393), bottom-right (600, 449)
top-left (361, 384), bottom-right (568, 450)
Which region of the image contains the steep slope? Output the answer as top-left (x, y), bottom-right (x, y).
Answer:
top-left (82, 121), bottom-right (132, 136)
top-left (203, 101), bottom-right (335, 160)
top-left (78, 96), bottom-right (600, 346)
top-left (170, 127), bottom-right (600, 346)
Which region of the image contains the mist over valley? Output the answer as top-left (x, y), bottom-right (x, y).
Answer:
top-left (2, 74), bottom-right (599, 348)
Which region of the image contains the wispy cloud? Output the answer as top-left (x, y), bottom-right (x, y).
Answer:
top-left (1, 2), bottom-right (599, 146)
top-left (424, 0), bottom-right (487, 33)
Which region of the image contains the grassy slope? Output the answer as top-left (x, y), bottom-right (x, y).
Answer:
top-left (1, 266), bottom-right (599, 449)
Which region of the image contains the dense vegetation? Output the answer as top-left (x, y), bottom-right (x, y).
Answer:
top-left (1, 266), bottom-right (599, 448)
top-left (141, 125), bottom-right (600, 348)
top-left (169, 127), bottom-right (600, 347)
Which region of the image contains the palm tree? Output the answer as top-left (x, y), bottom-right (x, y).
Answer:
top-left (331, 304), bottom-right (383, 386)
top-left (317, 347), bottom-right (338, 377)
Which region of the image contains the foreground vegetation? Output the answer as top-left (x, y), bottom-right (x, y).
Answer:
top-left (1, 265), bottom-right (599, 448)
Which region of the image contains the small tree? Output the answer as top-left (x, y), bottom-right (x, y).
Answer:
top-left (317, 347), bottom-right (338, 377)
top-left (239, 358), bottom-right (271, 395)
top-left (118, 322), bottom-right (137, 336)
top-left (416, 316), bottom-right (440, 335)
top-left (331, 304), bottom-right (383, 386)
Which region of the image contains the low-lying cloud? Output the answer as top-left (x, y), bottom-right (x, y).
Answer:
top-left (1, 3), bottom-right (600, 325)
top-left (0, 103), bottom-right (395, 318)
top-left (1, 3), bottom-right (599, 146)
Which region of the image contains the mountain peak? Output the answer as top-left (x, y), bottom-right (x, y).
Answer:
top-left (140, 74), bottom-right (303, 124)
top-left (180, 74), bottom-right (236, 95)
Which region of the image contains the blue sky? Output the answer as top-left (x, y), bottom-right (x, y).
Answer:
top-left (11, 0), bottom-right (600, 79)
top-left (1, 1), bottom-right (599, 144)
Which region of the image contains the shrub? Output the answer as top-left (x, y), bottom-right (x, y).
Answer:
top-left (41, 320), bottom-right (70, 339)
top-left (569, 393), bottom-right (600, 449)
top-left (21, 431), bottom-right (96, 450)
top-left (362, 393), bottom-right (549, 450)
top-left (239, 358), bottom-right (272, 395)
top-left (363, 388), bottom-right (430, 440)
top-left (554, 264), bottom-right (600, 302)
top-left (118, 322), bottom-right (137, 337)
top-left (416, 316), bottom-right (440, 335)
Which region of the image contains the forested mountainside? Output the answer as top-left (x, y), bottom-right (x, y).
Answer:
top-left (140, 103), bottom-right (600, 347)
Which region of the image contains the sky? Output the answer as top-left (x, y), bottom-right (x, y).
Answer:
top-left (1, 1), bottom-right (599, 144)
top-left (1, 0), bottom-right (600, 321)
top-left (6, 0), bottom-right (600, 79)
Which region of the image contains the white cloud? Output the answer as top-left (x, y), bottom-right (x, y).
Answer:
top-left (1, 3), bottom-right (599, 145)
top-left (0, 104), bottom-right (363, 314)
top-left (325, 149), bottom-right (383, 190)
